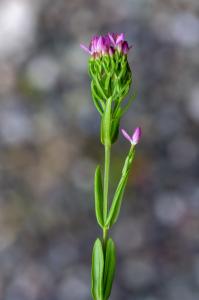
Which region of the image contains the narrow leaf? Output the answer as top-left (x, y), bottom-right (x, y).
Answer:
top-left (105, 174), bottom-right (128, 227)
top-left (103, 239), bottom-right (116, 300)
top-left (105, 148), bottom-right (135, 227)
top-left (89, 64), bottom-right (107, 100)
top-left (91, 81), bottom-right (104, 115)
top-left (110, 118), bottom-right (120, 144)
top-left (94, 166), bottom-right (104, 228)
top-left (91, 239), bottom-right (104, 300)
top-left (105, 73), bottom-right (111, 92)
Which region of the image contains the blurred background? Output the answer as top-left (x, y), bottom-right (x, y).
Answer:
top-left (0, 0), bottom-right (199, 299)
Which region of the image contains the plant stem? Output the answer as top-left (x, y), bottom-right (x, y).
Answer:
top-left (103, 143), bottom-right (111, 247)
top-left (103, 227), bottom-right (108, 248)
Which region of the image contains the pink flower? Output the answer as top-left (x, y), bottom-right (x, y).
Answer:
top-left (80, 33), bottom-right (131, 58)
top-left (80, 35), bottom-right (104, 56)
top-left (121, 127), bottom-right (142, 145)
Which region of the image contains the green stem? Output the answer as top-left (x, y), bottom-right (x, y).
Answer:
top-left (103, 144), bottom-right (111, 247)
top-left (103, 228), bottom-right (108, 248)
top-left (103, 144), bottom-right (111, 221)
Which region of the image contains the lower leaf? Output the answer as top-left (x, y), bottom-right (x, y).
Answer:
top-left (91, 239), bottom-right (104, 300)
top-left (103, 239), bottom-right (116, 300)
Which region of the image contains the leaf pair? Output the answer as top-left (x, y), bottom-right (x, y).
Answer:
top-left (95, 147), bottom-right (136, 229)
top-left (91, 238), bottom-right (116, 300)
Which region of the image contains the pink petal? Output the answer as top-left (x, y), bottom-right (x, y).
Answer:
top-left (91, 36), bottom-right (98, 53)
top-left (116, 33), bottom-right (124, 44)
top-left (131, 127), bottom-right (142, 145)
top-left (108, 32), bottom-right (116, 46)
top-left (121, 129), bottom-right (132, 143)
top-left (80, 44), bottom-right (91, 54)
top-left (96, 36), bottom-right (103, 52)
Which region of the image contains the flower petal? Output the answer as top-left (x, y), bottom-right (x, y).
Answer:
top-left (108, 32), bottom-right (116, 46)
top-left (96, 36), bottom-right (103, 52)
top-left (121, 129), bottom-right (132, 143)
top-left (116, 33), bottom-right (124, 44)
top-left (131, 127), bottom-right (142, 145)
top-left (80, 44), bottom-right (91, 54)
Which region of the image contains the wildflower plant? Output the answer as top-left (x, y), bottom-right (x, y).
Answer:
top-left (81, 33), bottom-right (141, 300)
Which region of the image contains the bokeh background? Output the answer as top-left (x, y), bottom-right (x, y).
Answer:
top-left (0, 0), bottom-right (199, 299)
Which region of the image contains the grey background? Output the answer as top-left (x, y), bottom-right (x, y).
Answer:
top-left (0, 0), bottom-right (199, 299)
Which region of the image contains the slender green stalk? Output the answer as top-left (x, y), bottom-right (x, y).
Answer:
top-left (103, 144), bottom-right (111, 220)
top-left (103, 143), bottom-right (111, 247)
top-left (103, 227), bottom-right (108, 248)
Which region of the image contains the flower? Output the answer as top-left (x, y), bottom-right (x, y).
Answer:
top-left (80, 33), bottom-right (131, 58)
top-left (121, 127), bottom-right (142, 145)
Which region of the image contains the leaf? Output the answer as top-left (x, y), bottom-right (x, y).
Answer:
top-left (89, 64), bottom-right (107, 100)
top-left (110, 118), bottom-right (120, 144)
top-left (105, 174), bottom-right (128, 227)
top-left (94, 76), bottom-right (107, 100)
top-left (103, 239), bottom-right (116, 300)
top-left (91, 239), bottom-right (104, 300)
top-left (105, 148), bottom-right (136, 227)
top-left (91, 81), bottom-right (104, 115)
top-left (94, 166), bottom-right (104, 228)
top-left (105, 73), bottom-right (111, 92)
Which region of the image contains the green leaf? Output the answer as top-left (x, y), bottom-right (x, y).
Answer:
top-left (110, 118), bottom-right (120, 144)
top-left (89, 64), bottom-right (107, 100)
top-left (93, 76), bottom-right (107, 100)
top-left (105, 174), bottom-right (128, 227)
top-left (105, 148), bottom-right (136, 227)
top-left (91, 81), bottom-right (104, 115)
top-left (103, 239), bottom-right (116, 300)
top-left (91, 239), bottom-right (104, 300)
top-left (94, 166), bottom-right (104, 228)
top-left (105, 73), bottom-right (111, 92)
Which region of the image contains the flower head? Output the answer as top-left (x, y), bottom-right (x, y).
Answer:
top-left (80, 33), bottom-right (131, 59)
top-left (121, 127), bottom-right (142, 145)
top-left (81, 33), bottom-right (133, 145)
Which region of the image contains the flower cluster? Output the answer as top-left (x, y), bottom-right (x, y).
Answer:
top-left (81, 33), bottom-right (133, 145)
top-left (80, 33), bottom-right (131, 59)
